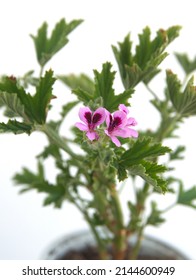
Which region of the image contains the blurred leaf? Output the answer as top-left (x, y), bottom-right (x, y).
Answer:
top-left (13, 161), bottom-right (66, 208)
top-left (58, 73), bottom-right (94, 93)
top-left (60, 100), bottom-right (79, 118)
top-left (177, 184), bottom-right (196, 209)
top-left (127, 201), bottom-right (142, 232)
top-left (166, 70), bottom-right (196, 116)
top-left (31, 18), bottom-right (83, 67)
top-left (169, 145), bottom-right (185, 161)
top-left (146, 201), bottom-right (165, 226)
top-left (175, 53), bottom-right (196, 75)
top-left (72, 87), bottom-right (94, 104)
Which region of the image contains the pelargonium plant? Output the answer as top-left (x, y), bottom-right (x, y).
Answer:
top-left (0, 18), bottom-right (196, 260)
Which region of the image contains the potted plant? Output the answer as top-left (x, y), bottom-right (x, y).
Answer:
top-left (0, 18), bottom-right (195, 260)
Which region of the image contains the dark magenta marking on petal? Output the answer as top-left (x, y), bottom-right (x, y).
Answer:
top-left (108, 116), bottom-right (122, 132)
top-left (92, 113), bottom-right (102, 124)
top-left (84, 112), bottom-right (92, 124)
top-left (112, 116), bottom-right (122, 127)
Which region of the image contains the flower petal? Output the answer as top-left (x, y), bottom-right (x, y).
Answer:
top-left (127, 117), bottom-right (137, 126)
top-left (92, 107), bottom-right (106, 127)
top-left (128, 128), bottom-right (139, 138)
top-left (119, 104), bottom-right (129, 114)
top-left (110, 135), bottom-right (121, 147)
top-left (79, 107), bottom-right (92, 125)
top-left (105, 111), bottom-right (112, 128)
top-left (86, 131), bottom-right (99, 141)
top-left (116, 127), bottom-right (138, 138)
top-left (112, 128), bottom-right (129, 138)
top-left (75, 122), bottom-right (88, 131)
top-left (113, 111), bottom-right (127, 127)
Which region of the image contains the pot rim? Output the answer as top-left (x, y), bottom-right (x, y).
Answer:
top-left (41, 229), bottom-right (189, 260)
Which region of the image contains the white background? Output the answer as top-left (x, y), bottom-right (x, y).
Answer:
top-left (0, 0), bottom-right (195, 260)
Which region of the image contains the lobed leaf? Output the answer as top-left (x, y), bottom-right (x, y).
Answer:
top-left (128, 161), bottom-right (168, 193)
top-left (167, 70), bottom-right (196, 116)
top-left (0, 120), bottom-right (32, 134)
top-left (112, 33), bottom-right (133, 82)
top-left (177, 184), bottom-right (196, 209)
top-left (146, 201), bottom-right (165, 226)
top-left (32, 69), bottom-right (56, 123)
top-left (94, 62), bottom-right (133, 111)
top-left (58, 73), bottom-right (95, 93)
top-left (31, 18), bottom-right (83, 67)
top-left (175, 53), bottom-right (196, 75)
top-left (0, 91), bottom-right (28, 120)
top-left (113, 25), bottom-right (181, 88)
top-left (169, 145), bottom-right (185, 161)
top-left (13, 162), bottom-right (66, 208)
top-left (120, 137), bottom-right (171, 166)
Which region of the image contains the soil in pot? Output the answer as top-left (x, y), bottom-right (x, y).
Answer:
top-left (44, 231), bottom-right (188, 260)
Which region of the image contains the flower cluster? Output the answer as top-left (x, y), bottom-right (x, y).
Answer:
top-left (75, 104), bottom-right (138, 146)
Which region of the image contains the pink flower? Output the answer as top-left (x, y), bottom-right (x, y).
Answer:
top-left (104, 104), bottom-right (138, 147)
top-left (75, 107), bottom-right (106, 141)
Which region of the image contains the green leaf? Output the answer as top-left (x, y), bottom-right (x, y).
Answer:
top-left (120, 137), bottom-right (171, 166)
top-left (177, 184), bottom-right (196, 209)
top-left (117, 164), bottom-right (128, 181)
top-left (112, 33), bottom-right (133, 83)
top-left (135, 26), bottom-right (152, 69)
top-left (0, 91), bottom-right (28, 119)
top-left (0, 71), bottom-right (56, 124)
top-left (128, 161), bottom-right (168, 193)
top-left (175, 53), bottom-right (196, 75)
top-left (94, 62), bottom-right (134, 111)
top-left (60, 101), bottom-right (79, 119)
top-left (31, 18), bottom-right (83, 67)
top-left (113, 26), bottom-right (181, 88)
top-left (72, 87), bottom-right (94, 104)
top-left (146, 201), bottom-right (165, 226)
top-left (166, 70), bottom-right (196, 116)
top-left (32, 69), bottom-right (56, 123)
top-left (13, 161), bottom-right (66, 208)
top-left (117, 137), bottom-right (170, 191)
top-left (58, 73), bottom-right (94, 93)
top-left (0, 76), bottom-right (34, 122)
top-left (127, 201), bottom-right (142, 231)
top-left (0, 120), bottom-right (32, 134)
top-left (169, 145), bottom-right (185, 161)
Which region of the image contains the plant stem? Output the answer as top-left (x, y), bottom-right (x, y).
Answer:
top-left (39, 66), bottom-right (44, 78)
top-left (129, 226), bottom-right (144, 260)
top-left (145, 84), bottom-right (160, 101)
top-left (110, 185), bottom-right (127, 259)
top-left (37, 124), bottom-right (79, 159)
top-left (69, 195), bottom-right (109, 259)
